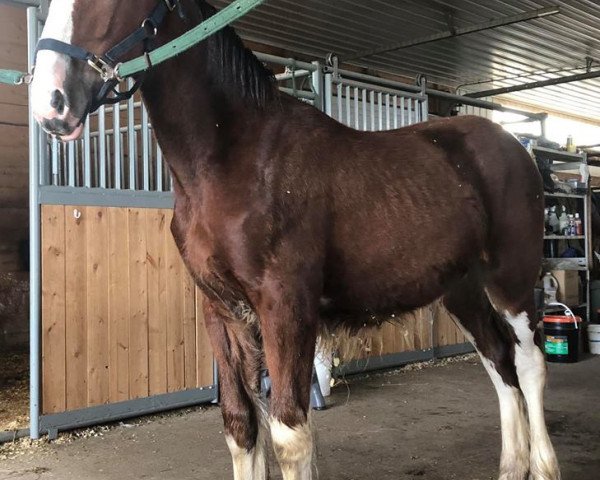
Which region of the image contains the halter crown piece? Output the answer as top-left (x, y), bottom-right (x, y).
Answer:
top-left (35, 0), bottom-right (179, 112)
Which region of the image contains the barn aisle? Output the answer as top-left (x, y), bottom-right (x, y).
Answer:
top-left (1, 356), bottom-right (599, 480)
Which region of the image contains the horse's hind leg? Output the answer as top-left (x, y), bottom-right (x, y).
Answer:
top-left (203, 300), bottom-right (268, 480)
top-left (443, 277), bottom-right (530, 480)
top-left (487, 275), bottom-right (560, 480)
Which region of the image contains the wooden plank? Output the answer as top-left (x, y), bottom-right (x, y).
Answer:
top-left (64, 206), bottom-right (87, 410)
top-left (86, 207), bottom-right (110, 407)
top-left (41, 205), bottom-right (66, 414)
top-left (108, 208), bottom-right (130, 402)
top-left (415, 308), bottom-right (432, 351)
top-left (195, 289), bottom-right (214, 387)
top-left (128, 208), bottom-right (149, 399)
top-left (165, 211), bottom-right (184, 392)
top-left (403, 314), bottom-right (416, 352)
top-left (147, 209), bottom-right (168, 395)
top-left (386, 322), bottom-right (400, 355)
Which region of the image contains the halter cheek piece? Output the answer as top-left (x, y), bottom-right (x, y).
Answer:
top-left (35, 0), bottom-right (179, 114)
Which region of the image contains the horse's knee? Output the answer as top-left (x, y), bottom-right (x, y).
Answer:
top-left (270, 416), bottom-right (314, 480)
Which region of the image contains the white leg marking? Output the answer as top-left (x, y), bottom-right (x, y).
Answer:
top-left (270, 417), bottom-right (314, 480)
top-left (505, 311), bottom-right (561, 480)
top-left (480, 358), bottom-right (530, 480)
top-left (450, 312), bottom-right (530, 479)
top-left (225, 429), bottom-right (268, 480)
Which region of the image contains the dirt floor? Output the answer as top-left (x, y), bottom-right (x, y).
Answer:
top-left (0, 353), bottom-right (28, 432)
top-left (1, 354), bottom-right (599, 480)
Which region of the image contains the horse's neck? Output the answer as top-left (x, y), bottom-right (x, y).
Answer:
top-left (140, 63), bottom-right (222, 178)
top-left (139, 8), bottom-right (275, 187)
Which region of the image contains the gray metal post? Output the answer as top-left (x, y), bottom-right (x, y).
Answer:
top-left (419, 76), bottom-right (429, 121)
top-left (27, 5), bottom-right (41, 440)
top-left (311, 61), bottom-right (323, 112)
top-left (324, 73), bottom-right (333, 117)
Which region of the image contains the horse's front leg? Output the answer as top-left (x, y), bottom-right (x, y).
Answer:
top-left (258, 280), bottom-right (320, 480)
top-left (203, 299), bottom-right (268, 480)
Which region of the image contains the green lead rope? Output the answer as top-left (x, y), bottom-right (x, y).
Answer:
top-left (0, 0), bottom-right (266, 86)
top-left (118, 0), bottom-right (266, 78)
top-left (0, 69), bottom-right (29, 85)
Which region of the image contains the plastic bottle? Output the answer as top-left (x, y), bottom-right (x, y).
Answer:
top-left (559, 206), bottom-right (569, 235)
top-left (567, 214), bottom-right (575, 236)
top-left (549, 206), bottom-right (560, 234)
top-left (544, 208), bottom-right (551, 234)
top-left (542, 272), bottom-right (559, 305)
top-left (566, 135), bottom-right (576, 153)
top-left (575, 213), bottom-right (583, 236)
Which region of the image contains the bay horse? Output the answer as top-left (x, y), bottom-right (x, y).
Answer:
top-left (31, 1), bottom-right (560, 479)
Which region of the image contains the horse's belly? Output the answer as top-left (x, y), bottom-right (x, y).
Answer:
top-left (323, 225), bottom-right (484, 317)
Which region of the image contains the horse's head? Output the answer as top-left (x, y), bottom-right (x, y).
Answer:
top-left (31, 0), bottom-right (162, 141)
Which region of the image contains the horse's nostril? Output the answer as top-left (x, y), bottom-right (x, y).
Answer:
top-left (50, 89), bottom-right (66, 114)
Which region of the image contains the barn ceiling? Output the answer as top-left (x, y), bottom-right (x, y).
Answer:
top-left (213, 0), bottom-right (600, 122)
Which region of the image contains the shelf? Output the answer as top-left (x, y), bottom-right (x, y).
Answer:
top-left (544, 235), bottom-right (585, 240)
top-left (533, 146), bottom-right (586, 162)
top-left (542, 257), bottom-right (588, 271)
top-left (544, 192), bottom-right (586, 199)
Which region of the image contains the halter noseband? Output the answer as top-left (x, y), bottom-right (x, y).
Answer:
top-left (35, 0), bottom-right (179, 113)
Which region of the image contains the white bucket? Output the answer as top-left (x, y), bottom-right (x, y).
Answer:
top-left (588, 324), bottom-right (600, 355)
top-left (314, 349), bottom-right (333, 397)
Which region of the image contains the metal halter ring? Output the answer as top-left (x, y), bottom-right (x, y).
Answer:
top-left (141, 18), bottom-right (159, 38)
top-left (164, 0), bottom-right (177, 11)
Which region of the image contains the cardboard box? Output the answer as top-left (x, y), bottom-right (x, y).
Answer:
top-left (551, 270), bottom-right (580, 306)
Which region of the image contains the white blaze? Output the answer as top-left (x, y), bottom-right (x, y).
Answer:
top-left (31, 0), bottom-right (76, 121)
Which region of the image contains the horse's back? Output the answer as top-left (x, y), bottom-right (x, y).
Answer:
top-left (316, 114), bottom-right (543, 317)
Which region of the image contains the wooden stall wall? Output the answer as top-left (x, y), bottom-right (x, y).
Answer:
top-left (0, 4), bottom-right (28, 272)
top-left (352, 305), bottom-right (469, 361)
top-left (41, 205), bottom-right (214, 415)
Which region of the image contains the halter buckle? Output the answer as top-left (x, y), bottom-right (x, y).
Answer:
top-left (87, 56), bottom-right (117, 82)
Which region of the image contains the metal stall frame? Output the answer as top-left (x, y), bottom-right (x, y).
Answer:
top-left (26, 6), bottom-right (219, 440)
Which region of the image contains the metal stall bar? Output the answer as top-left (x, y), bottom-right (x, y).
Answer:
top-left (354, 87), bottom-right (359, 130)
top-left (370, 91), bottom-right (375, 131)
top-left (311, 61), bottom-right (323, 112)
top-left (324, 72), bottom-right (333, 117)
top-left (362, 89), bottom-right (367, 131)
top-left (128, 78), bottom-right (137, 190)
top-left (98, 106), bottom-right (107, 188)
top-left (345, 85), bottom-right (351, 126)
top-left (142, 105), bottom-right (151, 191)
top-left (27, 4), bottom-right (41, 440)
top-left (83, 120), bottom-right (91, 188)
top-left (114, 88), bottom-right (122, 189)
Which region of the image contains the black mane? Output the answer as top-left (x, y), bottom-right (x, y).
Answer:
top-left (195, 1), bottom-right (276, 106)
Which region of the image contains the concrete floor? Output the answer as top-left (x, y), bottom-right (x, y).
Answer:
top-left (1, 355), bottom-right (599, 480)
